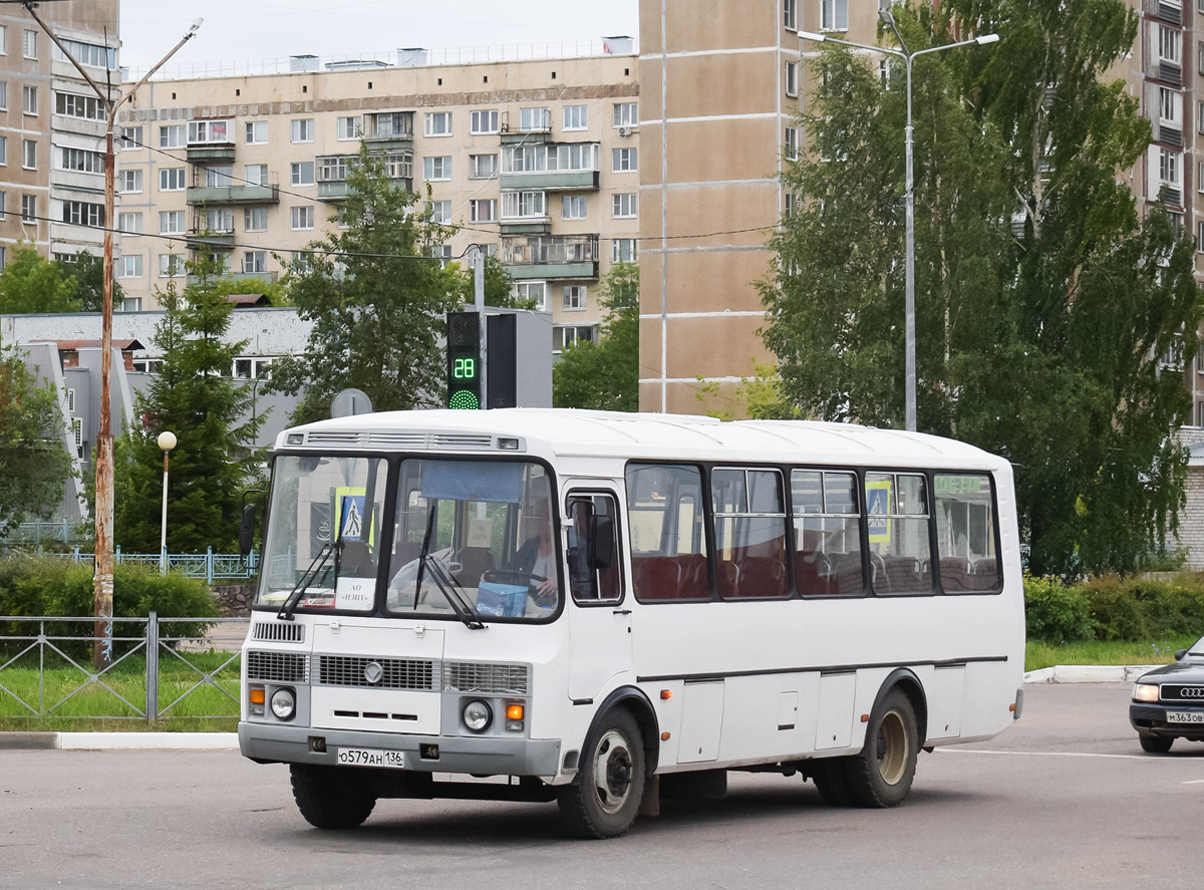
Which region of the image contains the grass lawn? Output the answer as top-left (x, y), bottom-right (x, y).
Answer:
top-left (1025, 637), bottom-right (1197, 671)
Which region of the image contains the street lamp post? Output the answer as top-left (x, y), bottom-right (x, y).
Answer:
top-left (21, 4), bottom-right (202, 668)
top-left (799, 22), bottom-right (998, 433)
top-left (157, 431), bottom-right (177, 574)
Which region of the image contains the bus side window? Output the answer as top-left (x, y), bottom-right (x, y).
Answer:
top-left (567, 494), bottom-right (622, 604)
top-left (792, 469), bottom-right (864, 595)
top-left (934, 474), bottom-right (1000, 592)
top-left (625, 464), bottom-right (709, 602)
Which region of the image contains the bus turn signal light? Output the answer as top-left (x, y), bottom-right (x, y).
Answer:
top-left (660, 690), bottom-right (673, 700)
top-left (507, 704), bottom-right (524, 721)
top-left (250, 688), bottom-right (265, 705)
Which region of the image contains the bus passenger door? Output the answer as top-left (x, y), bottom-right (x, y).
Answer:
top-left (565, 488), bottom-right (632, 701)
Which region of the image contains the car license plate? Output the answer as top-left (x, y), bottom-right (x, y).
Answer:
top-left (335, 747), bottom-right (405, 768)
top-left (1165, 712), bottom-right (1204, 724)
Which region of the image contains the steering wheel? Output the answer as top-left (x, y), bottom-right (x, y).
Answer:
top-left (482, 570), bottom-right (547, 587)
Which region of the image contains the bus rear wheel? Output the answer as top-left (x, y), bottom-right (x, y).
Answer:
top-left (289, 764), bottom-right (377, 829)
top-left (558, 707), bottom-right (646, 839)
top-left (809, 756), bottom-right (855, 806)
top-left (845, 689), bottom-right (919, 808)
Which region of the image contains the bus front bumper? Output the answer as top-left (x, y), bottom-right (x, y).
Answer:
top-left (239, 722), bottom-right (562, 778)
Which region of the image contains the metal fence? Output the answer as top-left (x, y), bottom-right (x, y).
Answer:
top-left (5, 548), bottom-right (259, 583)
top-left (0, 614), bottom-right (247, 722)
top-left (1, 520), bottom-right (89, 546)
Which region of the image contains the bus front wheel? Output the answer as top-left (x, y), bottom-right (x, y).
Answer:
top-left (289, 764), bottom-right (377, 829)
top-left (845, 688), bottom-right (919, 808)
top-left (558, 707), bottom-right (646, 839)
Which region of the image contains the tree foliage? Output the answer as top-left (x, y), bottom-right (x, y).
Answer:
top-left (268, 146), bottom-right (461, 423)
top-left (0, 247), bottom-right (124, 314)
top-left (446, 254), bottom-right (529, 309)
top-left (761, 1), bottom-right (1203, 577)
top-left (65, 250), bottom-right (124, 313)
top-left (112, 259), bottom-right (265, 553)
top-left (0, 344), bottom-right (73, 531)
top-left (553, 262), bottom-right (639, 412)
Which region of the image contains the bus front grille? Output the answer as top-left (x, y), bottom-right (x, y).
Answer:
top-left (252, 622), bottom-right (305, 643)
top-left (443, 662), bottom-right (529, 695)
top-left (316, 655), bottom-right (437, 690)
top-left (246, 650), bottom-right (309, 683)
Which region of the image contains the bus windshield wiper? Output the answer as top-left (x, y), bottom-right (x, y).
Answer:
top-left (412, 506), bottom-right (484, 630)
top-left (279, 538), bottom-right (343, 621)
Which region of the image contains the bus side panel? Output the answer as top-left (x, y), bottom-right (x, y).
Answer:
top-left (714, 672), bottom-right (821, 764)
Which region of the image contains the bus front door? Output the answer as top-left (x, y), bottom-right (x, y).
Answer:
top-left (565, 488), bottom-right (632, 701)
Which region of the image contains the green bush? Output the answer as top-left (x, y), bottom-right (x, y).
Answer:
top-left (1025, 572), bottom-right (1204, 644)
top-left (1024, 574), bottom-right (1095, 643)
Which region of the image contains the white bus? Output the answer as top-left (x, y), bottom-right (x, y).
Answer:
top-left (239, 409), bottom-right (1025, 838)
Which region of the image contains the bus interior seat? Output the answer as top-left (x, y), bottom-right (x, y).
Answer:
top-left (675, 553), bottom-right (709, 599)
top-left (828, 551), bottom-right (864, 594)
top-left (885, 555), bottom-right (929, 593)
top-left (391, 540), bottom-right (421, 569)
top-left (939, 556), bottom-right (973, 592)
top-left (455, 547), bottom-right (496, 586)
top-left (968, 558), bottom-right (998, 590)
top-left (631, 555), bottom-right (681, 599)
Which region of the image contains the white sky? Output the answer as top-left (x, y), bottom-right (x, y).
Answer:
top-left (119, 0), bottom-right (641, 72)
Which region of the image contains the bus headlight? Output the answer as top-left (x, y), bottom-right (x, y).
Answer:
top-left (270, 687), bottom-right (297, 720)
top-left (463, 699), bottom-right (492, 732)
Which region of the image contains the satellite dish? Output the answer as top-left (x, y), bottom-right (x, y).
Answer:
top-left (330, 388), bottom-right (373, 418)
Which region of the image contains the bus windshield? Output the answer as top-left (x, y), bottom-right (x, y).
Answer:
top-left (384, 458), bottom-right (560, 622)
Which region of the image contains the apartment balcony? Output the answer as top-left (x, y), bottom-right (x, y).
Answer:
top-left (1157, 123), bottom-right (1183, 148)
top-left (499, 170), bottom-right (599, 192)
top-left (361, 112), bottom-right (414, 152)
top-left (185, 270), bottom-right (278, 287)
top-left (501, 234), bottom-right (599, 279)
top-left (186, 230), bottom-right (236, 248)
top-left (186, 119), bottom-right (237, 162)
top-left (501, 130), bottom-right (552, 145)
top-left (316, 152), bottom-right (413, 202)
top-left (1145, 0), bottom-right (1182, 23)
top-left (186, 184), bottom-right (279, 205)
top-left (187, 145), bottom-right (237, 163)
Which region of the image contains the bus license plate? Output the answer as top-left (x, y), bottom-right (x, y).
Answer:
top-left (1166, 712), bottom-right (1204, 724)
top-left (336, 747), bottom-right (405, 768)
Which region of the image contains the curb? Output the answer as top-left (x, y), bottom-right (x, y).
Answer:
top-left (1023, 664), bottom-right (1161, 684)
top-left (0, 732), bottom-right (239, 751)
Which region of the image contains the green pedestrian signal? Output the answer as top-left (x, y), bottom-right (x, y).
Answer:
top-left (446, 311), bottom-right (482, 410)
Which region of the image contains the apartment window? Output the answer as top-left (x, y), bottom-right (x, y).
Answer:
top-left (244, 207), bottom-right (268, 231)
top-left (61, 147), bottom-right (104, 174)
top-left (424, 111), bottom-right (452, 136)
top-left (159, 168), bottom-right (186, 191)
top-left (337, 116), bottom-right (362, 140)
top-left (785, 192), bottom-right (796, 216)
top-left (159, 254), bottom-right (183, 277)
top-left (427, 200), bottom-right (452, 224)
top-left (21, 140), bottom-right (35, 170)
top-left (122, 298), bottom-right (142, 312)
top-left (291, 119), bottom-right (314, 143)
top-left (562, 195), bottom-right (588, 220)
top-left (612, 147), bottom-right (638, 172)
top-left (612, 238), bottom-right (637, 263)
top-left (1199, 40), bottom-right (1204, 76)
top-left (554, 325), bottom-right (596, 352)
top-left (515, 281), bottom-right (546, 311)
top-left (470, 110), bottom-right (498, 134)
top-left (0, 81), bottom-right (7, 111)
top-left (55, 92), bottom-right (105, 121)
top-left (469, 153), bottom-right (498, 179)
top-left (423, 155), bottom-right (452, 181)
top-left (22, 84), bottom-right (35, 115)
top-left (119, 255), bottom-right (143, 278)
top-left (612, 193), bottom-right (637, 218)
top-left (245, 164), bottom-right (269, 187)
top-left (205, 165), bottom-right (234, 188)
top-left (563, 285), bottom-right (587, 310)
top-left (53, 38), bottom-right (115, 69)
top-left (206, 208), bottom-right (235, 233)
top-left (1160, 87), bottom-right (1180, 125)
top-left (0, 192), bottom-right (5, 220)
top-left (821, 0), bottom-right (849, 30)
top-left (501, 190), bottom-right (547, 219)
top-left (21, 195), bottom-right (35, 222)
top-left (785, 127), bottom-right (799, 160)
top-left (0, 136), bottom-right (6, 166)
top-left (118, 212), bottom-right (143, 233)
top-left (22, 29), bottom-right (35, 60)
top-left (291, 162), bottom-right (315, 186)
top-left (243, 251), bottom-right (267, 273)
top-left (469, 199), bottom-right (498, 223)
top-left (551, 143), bottom-right (599, 171)
top-left (159, 211), bottom-right (186, 234)
top-left (118, 169), bottom-right (142, 192)
top-left (431, 244), bottom-right (453, 264)
top-left (119, 126), bottom-right (143, 149)
top-left (63, 201), bottom-right (103, 227)
top-left (187, 120), bottom-right (232, 145)
top-left (290, 205), bottom-right (314, 230)
top-left (613, 102), bottom-right (638, 129)
top-left (159, 125), bottom-right (185, 148)
top-left (0, 25), bottom-right (6, 55)
top-left (784, 0), bottom-right (798, 29)
top-left (245, 121), bottom-right (268, 144)
top-left (1160, 26), bottom-right (1181, 64)
top-left (786, 61), bottom-right (799, 97)
top-left (386, 151), bottom-right (412, 179)
top-left (519, 107), bottom-right (551, 132)
top-left (1160, 147), bottom-right (1181, 185)
top-left (563, 105), bottom-right (588, 130)
top-left (502, 143), bottom-right (548, 173)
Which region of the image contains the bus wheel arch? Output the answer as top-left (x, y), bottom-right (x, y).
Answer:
top-left (845, 670), bottom-right (925, 808)
top-left (873, 668), bottom-right (928, 749)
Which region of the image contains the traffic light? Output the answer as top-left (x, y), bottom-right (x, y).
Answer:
top-left (446, 311), bottom-right (481, 410)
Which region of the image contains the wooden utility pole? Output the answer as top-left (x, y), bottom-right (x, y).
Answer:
top-left (21, 4), bottom-right (201, 668)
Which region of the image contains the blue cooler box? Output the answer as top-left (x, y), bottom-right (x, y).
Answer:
top-left (475, 581), bottom-right (528, 617)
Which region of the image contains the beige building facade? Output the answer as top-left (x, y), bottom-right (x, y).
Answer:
top-left (113, 47), bottom-right (640, 354)
top-left (0, 1), bottom-right (119, 269)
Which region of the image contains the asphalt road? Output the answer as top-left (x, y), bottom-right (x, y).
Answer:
top-left (2, 682), bottom-right (1202, 890)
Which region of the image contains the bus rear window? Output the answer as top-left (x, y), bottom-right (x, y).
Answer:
top-left (625, 464), bottom-right (709, 602)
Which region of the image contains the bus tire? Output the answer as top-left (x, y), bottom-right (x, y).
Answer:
top-left (558, 707), bottom-right (646, 839)
top-left (845, 688), bottom-right (919, 808)
top-left (289, 764), bottom-right (377, 829)
top-left (809, 757), bottom-right (855, 806)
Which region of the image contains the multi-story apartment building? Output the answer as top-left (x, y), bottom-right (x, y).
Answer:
top-left (113, 45), bottom-right (640, 352)
top-left (0, 1), bottom-right (119, 270)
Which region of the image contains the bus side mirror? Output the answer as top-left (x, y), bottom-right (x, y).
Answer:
top-left (591, 514), bottom-right (615, 570)
top-left (239, 504), bottom-right (257, 559)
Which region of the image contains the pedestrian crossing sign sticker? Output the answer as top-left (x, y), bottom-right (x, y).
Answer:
top-left (334, 488), bottom-right (370, 543)
top-left (866, 480), bottom-right (892, 544)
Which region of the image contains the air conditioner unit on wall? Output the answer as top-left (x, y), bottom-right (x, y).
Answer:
top-left (618, 125), bottom-right (632, 137)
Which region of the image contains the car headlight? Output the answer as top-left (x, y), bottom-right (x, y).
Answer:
top-left (270, 687), bottom-right (297, 720)
top-left (463, 699), bottom-right (492, 732)
top-left (1133, 683), bottom-right (1160, 703)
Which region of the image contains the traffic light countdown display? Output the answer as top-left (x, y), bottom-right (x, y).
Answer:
top-left (446, 311), bottom-right (482, 410)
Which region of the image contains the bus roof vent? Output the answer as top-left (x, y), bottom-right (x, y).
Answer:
top-left (368, 431), bottom-right (430, 448)
top-left (430, 432), bottom-right (493, 450)
top-left (306, 431), bottom-right (363, 446)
